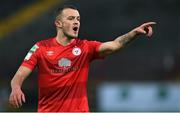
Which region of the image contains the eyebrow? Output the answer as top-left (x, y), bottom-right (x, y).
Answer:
top-left (67, 16), bottom-right (80, 19)
top-left (68, 16), bottom-right (80, 18)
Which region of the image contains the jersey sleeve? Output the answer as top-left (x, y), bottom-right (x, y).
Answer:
top-left (87, 40), bottom-right (104, 61)
top-left (21, 42), bottom-right (40, 70)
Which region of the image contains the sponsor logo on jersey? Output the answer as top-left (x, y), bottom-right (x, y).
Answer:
top-left (51, 58), bottom-right (80, 73)
top-left (58, 58), bottom-right (71, 67)
top-left (24, 44), bottom-right (39, 60)
top-left (72, 47), bottom-right (81, 56)
top-left (51, 66), bottom-right (79, 73)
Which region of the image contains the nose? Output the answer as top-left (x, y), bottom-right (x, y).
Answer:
top-left (73, 18), bottom-right (80, 25)
top-left (73, 21), bottom-right (79, 26)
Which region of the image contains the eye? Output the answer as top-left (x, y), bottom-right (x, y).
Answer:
top-left (77, 17), bottom-right (80, 22)
top-left (67, 16), bottom-right (74, 20)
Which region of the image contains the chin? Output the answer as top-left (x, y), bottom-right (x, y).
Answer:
top-left (74, 35), bottom-right (78, 38)
top-left (70, 34), bottom-right (78, 38)
top-left (69, 35), bottom-right (78, 38)
top-left (65, 34), bottom-right (78, 39)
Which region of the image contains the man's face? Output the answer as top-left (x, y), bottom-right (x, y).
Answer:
top-left (56, 8), bottom-right (80, 38)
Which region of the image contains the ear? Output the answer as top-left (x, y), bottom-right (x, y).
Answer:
top-left (54, 19), bottom-right (62, 28)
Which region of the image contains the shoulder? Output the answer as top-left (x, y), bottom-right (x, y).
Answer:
top-left (36, 37), bottom-right (55, 47)
top-left (75, 38), bottom-right (102, 52)
top-left (75, 38), bottom-right (101, 45)
top-left (80, 38), bottom-right (102, 46)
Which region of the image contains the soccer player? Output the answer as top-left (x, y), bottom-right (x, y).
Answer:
top-left (9, 5), bottom-right (156, 112)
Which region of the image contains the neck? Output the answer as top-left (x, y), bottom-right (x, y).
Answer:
top-left (56, 31), bottom-right (74, 46)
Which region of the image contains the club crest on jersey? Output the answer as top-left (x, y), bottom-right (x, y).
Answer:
top-left (72, 47), bottom-right (81, 56)
top-left (58, 58), bottom-right (71, 67)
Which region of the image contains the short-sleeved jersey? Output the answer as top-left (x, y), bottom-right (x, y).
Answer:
top-left (21, 37), bottom-right (103, 112)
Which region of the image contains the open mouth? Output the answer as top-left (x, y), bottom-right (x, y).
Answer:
top-left (73, 27), bottom-right (78, 32)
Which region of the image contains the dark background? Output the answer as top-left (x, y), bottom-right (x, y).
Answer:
top-left (0, 0), bottom-right (180, 111)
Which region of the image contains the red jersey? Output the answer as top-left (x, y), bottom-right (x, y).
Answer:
top-left (21, 37), bottom-right (103, 112)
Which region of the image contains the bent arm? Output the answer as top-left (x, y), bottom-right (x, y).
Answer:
top-left (9, 66), bottom-right (32, 108)
top-left (99, 22), bottom-right (156, 57)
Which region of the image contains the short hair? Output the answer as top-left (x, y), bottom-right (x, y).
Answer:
top-left (55, 5), bottom-right (78, 20)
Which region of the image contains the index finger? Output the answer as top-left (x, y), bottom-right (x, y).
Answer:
top-left (141, 22), bottom-right (156, 27)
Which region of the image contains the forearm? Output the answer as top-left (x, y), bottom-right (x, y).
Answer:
top-left (11, 66), bottom-right (31, 89)
top-left (11, 72), bottom-right (25, 89)
top-left (114, 30), bottom-right (137, 48)
top-left (99, 31), bottom-right (139, 56)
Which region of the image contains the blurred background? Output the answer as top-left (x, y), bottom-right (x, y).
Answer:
top-left (0, 0), bottom-right (180, 112)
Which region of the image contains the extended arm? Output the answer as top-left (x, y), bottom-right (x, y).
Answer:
top-left (99, 22), bottom-right (156, 57)
top-left (9, 66), bottom-right (32, 108)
